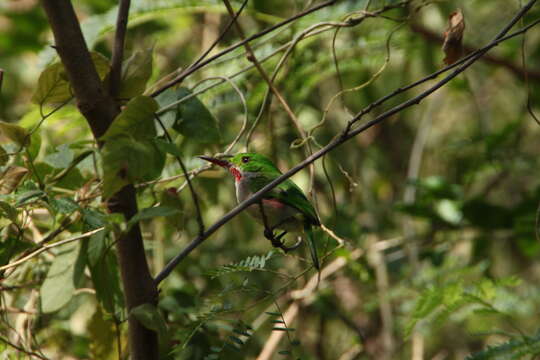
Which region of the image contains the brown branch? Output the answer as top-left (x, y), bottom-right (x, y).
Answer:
top-left (154, 0), bottom-right (539, 285)
top-left (0, 68), bottom-right (4, 95)
top-left (409, 21), bottom-right (540, 82)
top-left (39, 1), bottom-right (159, 359)
top-left (222, 0), bottom-right (308, 143)
top-left (150, 0), bottom-right (338, 97)
top-left (109, 0), bottom-right (131, 97)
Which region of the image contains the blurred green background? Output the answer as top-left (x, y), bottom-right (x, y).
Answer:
top-left (1, 0), bottom-right (540, 359)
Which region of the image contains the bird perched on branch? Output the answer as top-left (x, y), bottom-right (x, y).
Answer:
top-left (199, 153), bottom-right (320, 273)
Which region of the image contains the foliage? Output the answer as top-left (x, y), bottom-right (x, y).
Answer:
top-left (1, 0), bottom-right (540, 359)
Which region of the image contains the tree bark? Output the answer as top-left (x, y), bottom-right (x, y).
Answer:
top-left (40, 1), bottom-right (159, 359)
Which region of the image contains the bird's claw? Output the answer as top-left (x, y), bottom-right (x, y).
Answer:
top-left (264, 229), bottom-right (302, 253)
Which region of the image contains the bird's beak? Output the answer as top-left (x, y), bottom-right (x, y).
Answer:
top-left (198, 155), bottom-right (232, 168)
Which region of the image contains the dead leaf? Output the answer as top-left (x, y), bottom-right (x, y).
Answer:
top-left (0, 166), bottom-right (29, 194)
top-left (442, 9), bottom-right (465, 65)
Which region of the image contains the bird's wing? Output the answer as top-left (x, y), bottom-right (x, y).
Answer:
top-left (248, 173), bottom-right (320, 226)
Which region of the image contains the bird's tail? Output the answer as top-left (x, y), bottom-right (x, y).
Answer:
top-left (304, 223), bottom-right (321, 285)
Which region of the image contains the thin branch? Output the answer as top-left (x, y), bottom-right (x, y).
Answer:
top-left (0, 336), bottom-right (49, 360)
top-left (154, 1), bottom-right (539, 285)
top-left (150, 0), bottom-right (338, 97)
top-left (109, 0), bottom-right (131, 97)
top-left (0, 68), bottom-right (4, 94)
top-left (189, 0), bottom-right (248, 71)
top-left (222, 0), bottom-right (308, 144)
top-left (154, 114), bottom-right (205, 235)
top-left (257, 249), bottom-right (364, 360)
top-left (0, 227), bottom-right (104, 271)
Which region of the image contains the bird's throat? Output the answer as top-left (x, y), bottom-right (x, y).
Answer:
top-left (229, 167), bottom-right (242, 182)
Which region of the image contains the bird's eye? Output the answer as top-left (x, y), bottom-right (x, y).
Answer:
top-left (241, 156), bottom-right (250, 163)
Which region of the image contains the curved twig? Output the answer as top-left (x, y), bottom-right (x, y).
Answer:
top-left (154, 2), bottom-right (540, 285)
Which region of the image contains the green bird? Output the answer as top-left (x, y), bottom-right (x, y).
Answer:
top-left (199, 153), bottom-right (320, 272)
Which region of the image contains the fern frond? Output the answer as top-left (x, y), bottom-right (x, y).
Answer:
top-left (465, 331), bottom-right (540, 360)
top-left (207, 251), bottom-right (274, 279)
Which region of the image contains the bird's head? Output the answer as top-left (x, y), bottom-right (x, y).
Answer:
top-left (199, 153), bottom-right (280, 181)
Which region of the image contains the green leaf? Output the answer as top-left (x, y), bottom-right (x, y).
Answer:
top-left (0, 237), bottom-right (32, 267)
top-left (131, 303), bottom-right (169, 342)
top-left (15, 189), bottom-right (45, 206)
top-left (32, 52), bottom-right (109, 105)
top-left (435, 199), bottom-right (462, 225)
top-left (0, 121), bottom-right (30, 147)
top-left (82, 208), bottom-right (106, 230)
top-left (44, 143), bottom-right (74, 168)
top-left (154, 138), bottom-right (183, 157)
top-left (171, 87), bottom-right (220, 144)
top-left (101, 137), bottom-right (165, 199)
top-left (126, 206), bottom-right (181, 230)
top-left (465, 331), bottom-right (540, 360)
top-left (49, 197), bottom-right (80, 214)
top-left (119, 49), bottom-right (153, 99)
top-left (87, 229), bottom-right (107, 267)
top-left (27, 131), bottom-right (42, 160)
top-left (40, 242), bottom-right (80, 313)
top-left (101, 96), bottom-right (158, 141)
top-left (31, 62), bottom-right (71, 105)
top-left (89, 249), bottom-right (124, 315)
top-left (88, 306), bottom-right (116, 360)
top-left (0, 201), bottom-right (17, 223)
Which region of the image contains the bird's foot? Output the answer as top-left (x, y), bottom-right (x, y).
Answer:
top-left (264, 229), bottom-right (302, 253)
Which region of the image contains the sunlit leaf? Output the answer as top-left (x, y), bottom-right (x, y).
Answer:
top-left (101, 96), bottom-right (158, 141)
top-left (32, 52), bottom-right (109, 105)
top-left (40, 242), bottom-right (80, 313)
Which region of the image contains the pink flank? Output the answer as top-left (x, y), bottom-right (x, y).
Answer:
top-left (262, 198), bottom-right (285, 209)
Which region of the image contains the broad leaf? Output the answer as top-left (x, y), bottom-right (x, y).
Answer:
top-left (44, 143), bottom-right (74, 168)
top-left (119, 49), bottom-right (153, 99)
top-left (40, 242), bottom-right (80, 313)
top-left (49, 197), bottom-right (80, 214)
top-left (171, 87), bottom-right (220, 144)
top-left (154, 138), bottom-right (183, 157)
top-left (32, 52), bottom-right (110, 105)
top-left (101, 137), bottom-right (165, 199)
top-left (101, 96), bottom-right (158, 141)
top-left (88, 233), bottom-right (124, 314)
